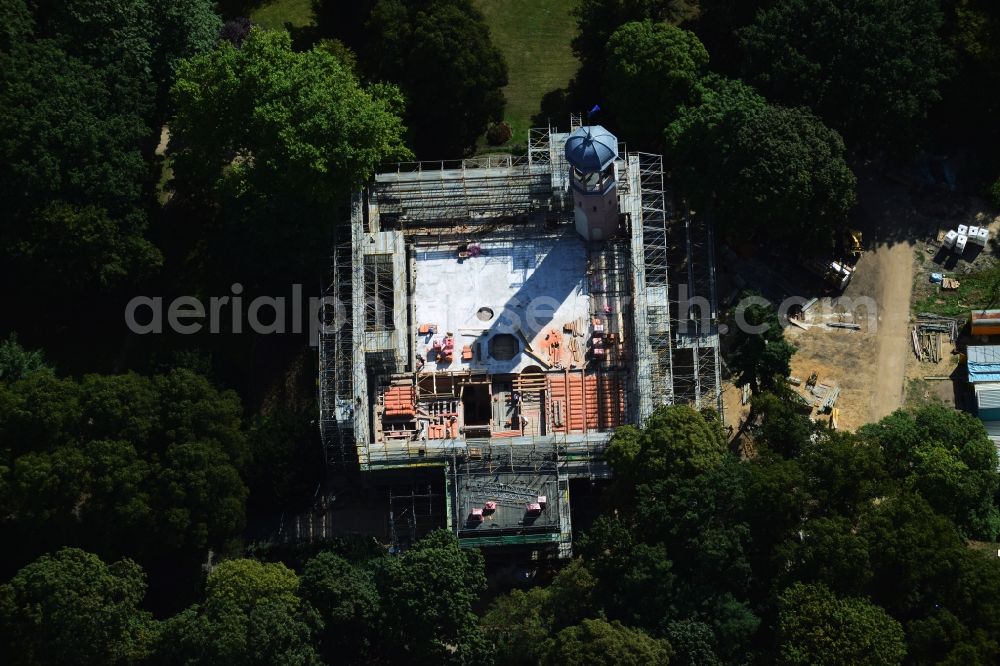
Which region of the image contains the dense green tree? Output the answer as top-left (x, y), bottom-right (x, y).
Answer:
top-left (635, 460), bottom-right (758, 657)
top-left (664, 619), bottom-right (722, 666)
top-left (743, 454), bottom-right (807, 583)
top-left (776, 582), bottom-right (905, 666)
top-left (246, 409), bottom-right (324, 513)
top-left (0, 39), bottom-right (160, 289)
top-left (543, 557), bottom-right (601, 630)
top-left (606, 404), bottom-right (727, 486)
top-left (751, 389), bottom-right (817, 458)
top-left (739, 0), bottom-right (950, 148)
top-left (858, 492), bottom-right (965, 618)
top-left (17, 202), bottom-right (162, 290)
top-left (299, 552), bottom-right (380, 663)
top-left (149, 369), bottom-right (248, 469)
top-left (859, 406), bottom-right (1000, 539)
top-left (578, 520), bottom-right (674, 629)
top-left (782, 515), bottom-right (873, 597)
top-left (728, 296), bottom-right (795, 394)
top-left (155, 441), bottom-right (247, 555)
top-left (603, 21), bottom-right (708, 149)
top-left (0, 334), bottom-right (51, 383)
top-left (799, 432), bottom-right (889, 519)
top-left (366, 0), bottom-right (507, 157)
top-left (157, 559), bottom-right (320, 666)
top-left (0, 0), bottom-right (32, 50)
top-left (172, 27), bottom-right (408, 204)
top-left (37, 0), bottom-right (155, 75)
top-left (541, 617), bottom-right (672, 666)
top-left (666, 77), bottom-right (856, 252)
top-left (483, 558), bottom-right (604, 663)
top-left (204, 558), bottom-right (300, 609)
top-left (0, 548), bottom-right (156, 666)
top-left (76, 439), bottom-right (155, 553)
top-left (170, 27), bottom-right (409, 282)
top-left (721, 105), bottom-right (857, 249)
top-left (664, 74), bottom-right (767, 208)
top-left (0, 368), bottom-right (248, 577)
top-left (151, 0), bottom-right (221, 81)
top-left (27, 0), bottom-right (219, 117)
top-left (0, 371), bottom-right (83, 454)
top-left (312, 0), bottom-right (506, 156)
top-left (482, 587), bottom-right (552, 665)
top-left (670, 85), bottom-right (856, 248)
top-left (573, 0), bottom-right (701, 72)
top-left (376, 529), bottom-right (491, 664)
top-left (634, 457), bottom-right (751, 587)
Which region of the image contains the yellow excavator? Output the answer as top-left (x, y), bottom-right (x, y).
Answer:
top-left (844, 228), bottom-right (864, 261)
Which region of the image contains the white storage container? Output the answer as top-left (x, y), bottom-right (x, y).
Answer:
top-left (956, 234), bottom-right (968, 253)
top-left (958, 224), bottom-right (969, 236)
top-left (978, 227), bottom-right (990, 246)
top-left (943, 229), bottom-right (958, 249)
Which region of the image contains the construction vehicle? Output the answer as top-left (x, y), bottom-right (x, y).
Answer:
top-left (844, 228), bottom-right (863, 261)
top-left (801, 256), bottom-right (854, 292)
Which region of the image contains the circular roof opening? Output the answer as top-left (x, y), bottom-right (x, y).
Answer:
top-left (476, 307), bottom-right (495, 322)
top-left (489, 333), bottom-right (519, 361)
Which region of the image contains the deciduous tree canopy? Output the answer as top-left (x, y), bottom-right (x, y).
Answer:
top-left (776, 582), bottom-right (906, 666)
top-left (604, 20), bottom-right (708, 149)
top-left (0, 548), bottom-right (156, 666)
top-left (739, 0), bottom-right (951, 149)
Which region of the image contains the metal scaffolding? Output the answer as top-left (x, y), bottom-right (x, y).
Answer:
top-left (371, 154), bottom-right (557, 226)
top-left (635, 152), bottom-right (675, 413)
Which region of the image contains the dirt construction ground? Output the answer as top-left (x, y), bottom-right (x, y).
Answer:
top-left (776, 165), bottom-right (999, 432)
top-left (754, 165), bottom-right (932, 432)
top-left (783, 239), bottom-right (913, 431)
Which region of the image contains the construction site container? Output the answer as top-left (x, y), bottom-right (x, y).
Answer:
top-left (975, 383), bottom-right (1000, 420)
top-left (943, 230), bottom-right (958, 249)
top-left (977, 228), bottom-right (990, 246)
top-left (958, 224), bottom-right (969, 236)
top-left (971, 310), bottom-right (1000, 336)
top-left (956, 234), bottom-right (968, 253)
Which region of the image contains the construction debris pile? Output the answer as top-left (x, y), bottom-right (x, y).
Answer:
top-left (911, 314), bottom-right (960, 363)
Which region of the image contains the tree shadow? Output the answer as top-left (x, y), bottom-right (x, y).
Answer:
top-left (530, 66), bottom-right (604, 132)
top-left (217, 0), bottom-right (266, 20)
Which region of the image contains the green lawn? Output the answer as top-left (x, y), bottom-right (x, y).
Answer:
top-left (251, 0), bottom-right (314, 30)
top-left (473, 0), bottom-right (581, 149)
top-left (913, 266), bottom-right (1000, 317)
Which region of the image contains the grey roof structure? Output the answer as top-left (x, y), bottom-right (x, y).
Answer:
top-left (968, 345), bottom-right (1000, 383)
top-left (564, 125), bottom-right (618, 172)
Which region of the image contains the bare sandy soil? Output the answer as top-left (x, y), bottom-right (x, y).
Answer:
top-left (780, 167), bottom-right (920, 430)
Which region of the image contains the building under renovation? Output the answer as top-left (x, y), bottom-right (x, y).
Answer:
top-left (317, 118), bottom-right (721, 557)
